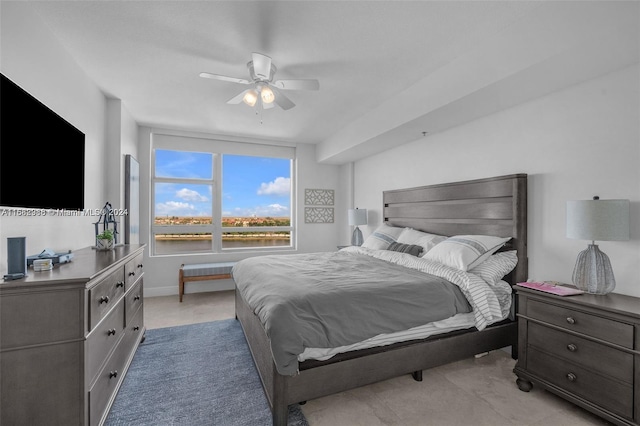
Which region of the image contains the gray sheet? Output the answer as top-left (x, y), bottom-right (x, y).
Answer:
top-left (232, 251), bottom-right (471, 376)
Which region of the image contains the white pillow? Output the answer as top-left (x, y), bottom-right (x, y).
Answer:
top-left (422, 235), bottom-right (511, 271)
top-left (469, 251), bottom-right (518, 285)
top-left (396, 228), bottom-right (447, 256)
top-left (361, 224), bottom-right (404, 250)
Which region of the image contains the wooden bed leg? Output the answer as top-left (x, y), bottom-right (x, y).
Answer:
top-left (271, 370), bottom-right (288, 426)
top-left (411, 370), bottom-right (423, 382)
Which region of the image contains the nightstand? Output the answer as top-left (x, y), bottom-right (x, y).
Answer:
top-left (514, 287), bottom-right (640, 426)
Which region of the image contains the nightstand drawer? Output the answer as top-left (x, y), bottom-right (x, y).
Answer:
top-left (528, 322), bottom-right (632, 383)
top-left (528, 347), bottom-right (633, 419)
top-left (528, 299), bottom-right (633, 348)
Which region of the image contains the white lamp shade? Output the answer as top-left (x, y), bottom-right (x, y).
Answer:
top-left (566, 199), bottom-right (630, 241)
top-left (348, 209), bottom-right (367, 226)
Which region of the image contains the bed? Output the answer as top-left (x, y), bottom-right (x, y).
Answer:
top-left (233, 173), bottom-right (528, 425)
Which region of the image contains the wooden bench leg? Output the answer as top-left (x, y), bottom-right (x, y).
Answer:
top-left (179, 265), bottom-right (185, 302)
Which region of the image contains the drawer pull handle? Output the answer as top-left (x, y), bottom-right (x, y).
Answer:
top-left (99, 296), bottom-right (110, 304)
top-left (566, 372), bottom-right (577, 382)
top-left (109, 370), bottom-right (118, 379)
top-left (567, 343), bottom-right (578, 352)
top-left (116, 281), bottom-right (124, 288)
top-left (133, 326), bottom-right (140, 331)
top-left (107, 328), bottom-right (116, 336)
top-left (566, 317), bottom-right (576, 325)
top-left (129, 271), bottom-right (136, 277)
top-left (134, 295), bottom-right (141, 301)
top-left (137, 263), bottom-right (143, 269)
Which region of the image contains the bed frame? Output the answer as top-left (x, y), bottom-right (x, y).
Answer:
top-left (235, 173), bottom-right (528, 425)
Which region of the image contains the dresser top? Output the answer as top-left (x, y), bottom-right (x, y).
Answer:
top-left (0, 244), bottom-right (145, 290)
top-left (516, 286), bottom-right (640, 320)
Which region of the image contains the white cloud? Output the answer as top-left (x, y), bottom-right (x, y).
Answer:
top-left (176, 188), bottom-right (208, 202)
top-left (155, 201), bottom-right (197, 216)
top-left (257, 177), bottom-right (290, 196)
top-left (267, 203), bottom-right (288, 213)
top-left (227, 204), bottom-right (290, 217)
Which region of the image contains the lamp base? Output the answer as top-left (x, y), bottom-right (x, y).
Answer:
top-left (351, 227), bottom-right (364, 246)
top-left (572, 244), bottom-right (616, 294)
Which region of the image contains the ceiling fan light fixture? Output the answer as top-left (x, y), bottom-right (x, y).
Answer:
top-left (261, 86), bottom-right (275, 104)
top-left (242, 89), bottom-right (258, 107)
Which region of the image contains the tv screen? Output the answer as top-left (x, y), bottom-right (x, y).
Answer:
top-left (1, 73), bottom-right (85, 211)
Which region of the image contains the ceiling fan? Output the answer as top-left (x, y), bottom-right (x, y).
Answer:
top-left (200, 52), bottom-right (319, 111)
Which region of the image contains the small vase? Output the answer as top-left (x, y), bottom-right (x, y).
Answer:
top-left (96, 238), bottom-right (114, 250)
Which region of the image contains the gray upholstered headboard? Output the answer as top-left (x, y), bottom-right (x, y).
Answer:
top-left (383, 174), bottom-right (528, 285)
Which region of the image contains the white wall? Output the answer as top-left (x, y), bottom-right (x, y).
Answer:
top-left (0, 3), bottom-right (139, 272)
top-left (138, 128), bottom-right (342, 297)
top-left (106, 99), bottom-right (139, 243)
top-left (354, 65), bottom-right (640, 297)
top-left (0, 3), bottom-right (108, 269)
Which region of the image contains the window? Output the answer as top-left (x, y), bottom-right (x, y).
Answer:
top-left (151, 135), bottom-right (294, 256)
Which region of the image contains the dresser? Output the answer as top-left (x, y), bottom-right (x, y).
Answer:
top-left (514, 286), bottom-right (640, 426)
top-left (0, 244), bottom-right (145, 426)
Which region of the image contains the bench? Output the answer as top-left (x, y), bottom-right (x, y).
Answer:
top-left (179, 262), bottom-right (236, 302)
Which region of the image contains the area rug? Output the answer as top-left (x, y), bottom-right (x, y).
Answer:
top-left (105, 319), bottom-right (308, 426)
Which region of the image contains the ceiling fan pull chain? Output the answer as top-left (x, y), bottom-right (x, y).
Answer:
top-left (260, 101), bottom-right (264, 125)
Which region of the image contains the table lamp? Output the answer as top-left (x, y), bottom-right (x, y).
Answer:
top-left (566, 196), bottom-right (629, 294)
top-left (348, 208), bottom-right (367, 246)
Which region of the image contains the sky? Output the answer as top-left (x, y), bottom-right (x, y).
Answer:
top-left (154, 150), bottom-right (291, 218)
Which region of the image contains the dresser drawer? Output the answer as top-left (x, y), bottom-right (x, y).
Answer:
top-left (122, 306), bottom-right (144, 360)
top-left (527, 299), bottom-right (633, 349)
top-left (86, 300), bottom-right (125, 385)
top-left (528, 347), bottom-right (633, 419)
top-left (89, 268), bottom-right (125, 331)
top-left (125, 279), bottom-right (143, 324)
top-left (88, 334), bottom-right (132, 426)
top-left (528, 322), bottom-right (632, 383)
top-left (124, 253), bottom-right (144, 289)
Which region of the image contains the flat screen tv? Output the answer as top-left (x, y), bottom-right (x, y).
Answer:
top-left (1, 73), bottom-right (85, 211)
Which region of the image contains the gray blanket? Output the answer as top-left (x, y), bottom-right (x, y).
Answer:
top-left (232, 251), bottom-right (471, 376)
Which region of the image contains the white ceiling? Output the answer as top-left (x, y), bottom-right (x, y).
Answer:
top-left (25, 1), bottom-right (640, 164)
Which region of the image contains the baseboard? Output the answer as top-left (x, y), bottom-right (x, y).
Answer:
top-left (145, 279), bottom-right (235, 298)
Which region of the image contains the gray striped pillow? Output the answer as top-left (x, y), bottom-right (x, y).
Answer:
top-left (386, 242), bottom-right (423, 257)
top-left (469, 251), bottom-right (518, 285)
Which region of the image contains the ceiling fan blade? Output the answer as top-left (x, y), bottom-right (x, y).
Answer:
top-left (199, 72), bottom-right (250, 85)
top-left (226, 89), bottom-right (250, 104)
top-left (252, 52), bottom-right (272, 80)
top-left (271, 87), bottom-right (295, 110)
top-left (272, 79), bottom-right (319, 91)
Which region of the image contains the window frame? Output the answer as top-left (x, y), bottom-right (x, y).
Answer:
top-left (150, 134), bottom-right (296, 256)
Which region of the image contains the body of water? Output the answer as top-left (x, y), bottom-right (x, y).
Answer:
top-left (155, 238), bottom-right (291, 255)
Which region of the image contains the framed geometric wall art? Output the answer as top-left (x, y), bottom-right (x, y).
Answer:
top-left (304, 189), bottom-right (334, 206)
top-left (304, 207), bottom-right (334, 224)
top-left (304, 188), bottom-right (334, 223)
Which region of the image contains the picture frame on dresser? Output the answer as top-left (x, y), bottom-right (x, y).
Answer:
top-left (514, 286), bottom-right (640, 426)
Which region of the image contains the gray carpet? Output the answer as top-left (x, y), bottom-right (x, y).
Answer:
top-left (105, 319), bottom-right (308, 426)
